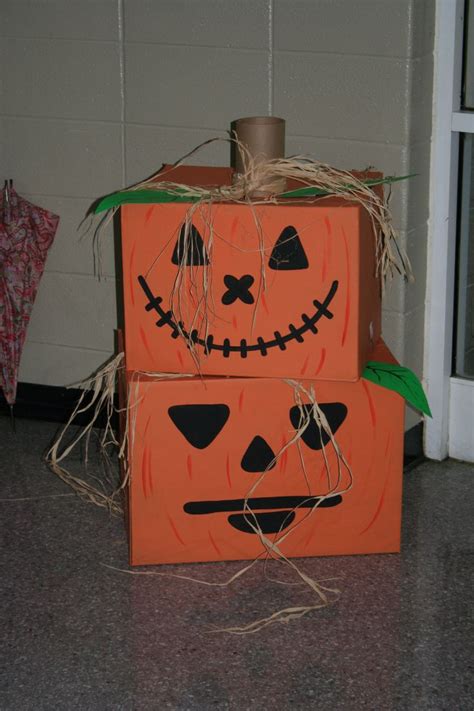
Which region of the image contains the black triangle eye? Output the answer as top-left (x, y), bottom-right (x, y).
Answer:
top-left (289, 403), bottom-right (347, 450)
top-left (168, 404), bottom-right (229, 448)
top-left (269, 226), bottom-right (309, 270)
top-left (171, 225), bottom-right (209, 266)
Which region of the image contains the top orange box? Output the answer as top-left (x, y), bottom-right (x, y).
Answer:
top-left (120, 165), bottom-right (381, 381)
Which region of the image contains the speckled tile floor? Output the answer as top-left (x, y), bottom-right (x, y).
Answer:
top-left (1, 416), bottom-right (473, 711)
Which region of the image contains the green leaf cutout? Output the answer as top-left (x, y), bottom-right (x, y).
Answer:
top-left (94, 188), bottom-right (204, 214)
top-left (93, 174), bottom-right (415, 214)
top-left (280, 174), bottom-right (415, 199)
top-left (362, 361), bottom-right (432, 417)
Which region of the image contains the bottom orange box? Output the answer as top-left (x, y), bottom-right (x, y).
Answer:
top-left (124, 341), bottom-right (404, 566)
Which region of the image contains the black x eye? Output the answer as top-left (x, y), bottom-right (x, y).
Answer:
top-left (289, 403), bottom-right (347, 450)
top-left (171, 225), bottom-right (209, 266)
top-left (269, 226), bottom-right (309, 270)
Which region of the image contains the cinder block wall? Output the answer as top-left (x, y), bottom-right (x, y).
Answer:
top-left (0, 0), bottom-right (434, 428)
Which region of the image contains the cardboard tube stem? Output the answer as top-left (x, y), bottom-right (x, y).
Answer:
top-left (234, 116), bottom-right (285, 174)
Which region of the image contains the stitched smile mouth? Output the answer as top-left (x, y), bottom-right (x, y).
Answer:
top-left (138, 275), bottom-right (338, 358)
top-left (184, 494), bottom-right (343, 534)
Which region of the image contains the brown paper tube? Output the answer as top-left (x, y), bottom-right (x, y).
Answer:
top-left (233, 116), bottom-right (286, 195)
top-left (234, 116), bottom-right (285, 172)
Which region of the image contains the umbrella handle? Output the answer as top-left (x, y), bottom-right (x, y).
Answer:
top-left (3, 179), bottom-right (13, 206)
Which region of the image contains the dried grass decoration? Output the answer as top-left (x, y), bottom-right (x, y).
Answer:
top-left (45, 354), bottom-right (352, 633)
top-left (92, 137), bottom-right (412, 370)
top-left (49, 139), bottom-right (415, 632)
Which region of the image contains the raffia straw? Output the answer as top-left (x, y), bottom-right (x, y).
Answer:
top-left (126, 134), bottom-right (411, 285)
top-left (94, 135), bottom-right (410, 368)
top-left (103, 373), bottom-right (353, 634)
top-left (45, 352), bottom-right (125, 514)
top-left (46, 350), bottom-right (353, 632)
top-left (44, 353), bottom-right (195, 513)
top-left (211, 378), bottom-right (353, 634)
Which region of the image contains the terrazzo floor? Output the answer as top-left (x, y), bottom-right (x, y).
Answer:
top-left (1, 416), bottom-right (473, 711)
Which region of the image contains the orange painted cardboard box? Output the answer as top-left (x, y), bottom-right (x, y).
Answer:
top-left (124, 340), bottom-right (404, 566)
top-left (120, 165), bottom-right (382, 381)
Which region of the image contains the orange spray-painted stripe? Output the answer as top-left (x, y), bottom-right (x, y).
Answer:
top-left (321, 239), bottom-right (328, 283)
top-left (359, 480), bottom-right (387, 535)
top-left (143, 415), bottom-right (151, 439)
top-left (238, 390), bottom-right (244, 413)
top-left (140, 416), bottom-right (152, 499)
top-left (167, 514), bottom-right (186, 546)
top-left (144, 205), bottom-right (155, 224)
top-left (261, 292), bottom-right (270, 316)
top-left (129, 241), bottom-right (137, 306)
top-left (313, 348), bottom-right (326, 376)
top-left (322, 217), bottom-right (332, 282)
top-left (319, 463), bottom-right (329, 485)
top-left (361, 380), bottom-right (377, 428)
top-left (141, 445), bottom-right (149, 499)
top-left (341, 227), bottom-right (351, 347)
top-left (326, 219), bottom-right (332, 266)
top-left (231, 216), bottom-right (239, 237)
top-left (208, 531), bottom-right (221, 556)
top-left (303, 521), bottom-right (319, 550)
top-left (147, 446), bottom-right (153, 495)
top-left (359, 438), bottom-right (392, 535)
top-left (186, 455), bottom-right (193, 481)
top-left (139, 325), bottom-right (155, 364)
top-left (226, 454), bottom-right (232, 488)
top-left (279, 434), bottom-right (288, 473)
top-left (232, 315), bottom-right (238, 330)
top-left (300, 354), bottom-right (310, 376)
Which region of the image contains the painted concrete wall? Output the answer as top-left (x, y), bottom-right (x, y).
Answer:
top-left (0, 0), bottom-right (434, 427)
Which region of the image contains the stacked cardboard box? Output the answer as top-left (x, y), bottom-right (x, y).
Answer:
top-left (119, 166), bottom-right (404, 565)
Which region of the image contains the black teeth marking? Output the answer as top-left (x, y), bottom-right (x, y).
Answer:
top-left (138, 276), bottom-right (338, 357)
top-left (145, 296), bottom-right (162, 312)
top-left (274, 331), bottom-right (286, 350)
top-left (170, 320), bottom-right (184, 339)
top-left (257, 337), bottom-right (268, 356)
top-left (301, 314), bottom-right (318, 334)
top-left (313, 300), bottom-right (333, 320)
top-left (288, 323), bottom-right (305, 343)
top-left (156, 310), bottom-right (174, 328)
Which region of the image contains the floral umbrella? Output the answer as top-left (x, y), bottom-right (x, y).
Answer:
top-left (0, 184), bottom-right (59, 406)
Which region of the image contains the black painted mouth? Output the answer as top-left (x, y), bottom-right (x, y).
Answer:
top-left (229, 511), bottom-right (296, 534)
top-left (138, 275), bottom-right (338, 358)
top-left (184, 494), bottom-right (343, 534)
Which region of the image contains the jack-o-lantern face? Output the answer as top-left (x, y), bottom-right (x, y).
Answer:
top-left (121, 199), bottom-right (381, 380)
top-left (127, 369), bottom-right (403, 566)
top-left (168, 400), bottom-right (347, 535)
top-left (137, 221), bottom-right (339, 360)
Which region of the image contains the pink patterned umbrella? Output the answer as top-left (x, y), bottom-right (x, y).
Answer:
top-left (0, 184), bottom-right (59, 405)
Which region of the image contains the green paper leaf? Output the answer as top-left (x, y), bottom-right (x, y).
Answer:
top-left (93, 174), bottom-right (416, 214)
top-left (362, 361), bottom-right (432, 417)
top-left (280, 174), bottom-right (415, 199)
top-left (94, 188), bottom-right (205, 213)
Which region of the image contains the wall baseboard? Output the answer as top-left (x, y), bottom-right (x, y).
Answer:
top-left (1, 381), bottom-right (424, 467)
top-left (0, 382), bottom-right (116, 429)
